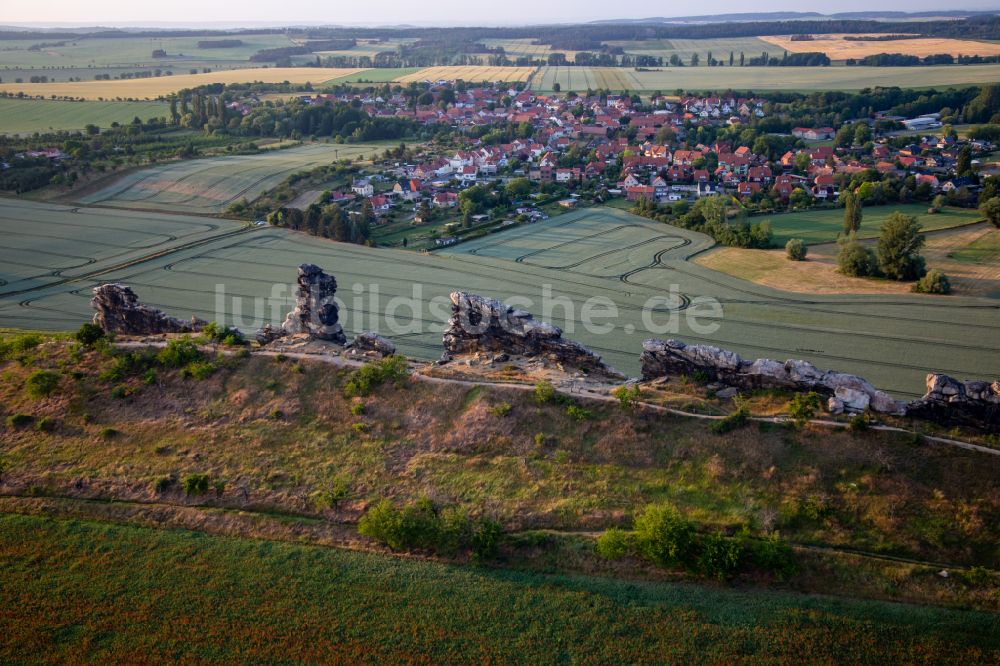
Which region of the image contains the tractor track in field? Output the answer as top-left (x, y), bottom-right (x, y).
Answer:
top-left (2, 224), bottom-right (256, 299)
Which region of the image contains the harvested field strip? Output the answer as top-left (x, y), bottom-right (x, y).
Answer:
top-left (762, 34), bottom-right (1000, 59)
top-left (392, 66), bottom-right (536, 84)
top-left (531, 64), bottom-right (1000, 92)
top-left (0, 68), bottom-right (363, 100)
top-left (605, 37), bottom-right (785, 63)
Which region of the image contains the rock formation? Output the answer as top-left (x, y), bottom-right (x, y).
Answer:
top-left (640, 338), bottom-right (906, 415)
top-left (254, 323), bottom-right (286, 345)
top-left (256, 264), bottom-right (346, 345)
top-left (906, 374), bottom-right (1000, 432)
top-left (91, 283), bottom-right (206, 335)
top-left (348, 332), bottom-right (396, 358)
top-left (443, 291), bottom-right (623, 378)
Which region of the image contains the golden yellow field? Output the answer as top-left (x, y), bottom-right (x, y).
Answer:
top-left (762, 34), bottom-right (1000, 59)
top-left (392, 66), bottom-right (536, 84)
top-left (0, 68), bottom-right (363, 100)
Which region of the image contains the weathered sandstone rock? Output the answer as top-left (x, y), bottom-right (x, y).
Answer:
top-left (443, 291), bottom-right (623, 378)
top-left (906, 373), bottom-right (1000, 432)
top-left (92, 283), bottom-right (205, 335)
top-left (348, 332), bottom-right (396, 358)
top-left (640, 338), bottom-right (907, 415)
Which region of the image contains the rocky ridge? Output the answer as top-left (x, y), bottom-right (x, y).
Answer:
top-left (91, 284), bottom-right (206, 335)
top-left (442, 291), bottom-right (624, 379)
top-left (641, 338), bottom-right (999, 431)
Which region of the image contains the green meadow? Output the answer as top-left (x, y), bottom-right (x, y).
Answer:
top-left (0, 514), bottom-right (996, 664)
top-left (0, 98), bottom-right (169, 134)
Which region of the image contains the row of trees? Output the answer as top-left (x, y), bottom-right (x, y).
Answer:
top-left (266, 200), bottom-right (374, 245)
top-left (632, 195), bottom-right (773, 249)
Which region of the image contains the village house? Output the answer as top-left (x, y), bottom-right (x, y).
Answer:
top-left (351, 178), bottom-right (374, 197)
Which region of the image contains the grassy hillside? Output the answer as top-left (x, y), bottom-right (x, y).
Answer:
top-left (0, 334), bottom-right (997, 609)
top-left (1, 513), bottom-right (996, 664)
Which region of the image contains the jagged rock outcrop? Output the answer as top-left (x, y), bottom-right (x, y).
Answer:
top-left (255, 264), bottom-right (346, 345)
top-left (91, 283), bottom-right (206, 335)
top-left (255, 324), bottom-right (286, 345)
top-left (443, 291), bottom-right (623, 378)
top-left (906, 374), bottom-right (1000, 432)
top-left (641, 338), bottom-right (906, 415)
top-left (348, 332), bottom-right (396, 358)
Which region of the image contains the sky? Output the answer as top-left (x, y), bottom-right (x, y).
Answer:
top-left (3, 1), bottom-right (998, 26)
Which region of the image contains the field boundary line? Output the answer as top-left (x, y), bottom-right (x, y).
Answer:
top-left (0, 489), bottom-right (993, 576)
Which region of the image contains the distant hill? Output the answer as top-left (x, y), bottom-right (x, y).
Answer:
top-left (591, 10), bottom-right (997, 25)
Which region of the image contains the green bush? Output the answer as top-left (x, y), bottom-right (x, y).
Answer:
top-left (154, 475), bottom-right (176, 493)
top-left (181, 361), bottom-right (218, 380)
top-left (710, 406), bottom-right (749, 434)
top-left (565, 405), bottom-right (593, 421)
top-left (912, 269), bottom-right (951, 294)
top-left (25, 370), bottom-right (60, 398)
top-left (788, 391), bottom-right (822, 428)
top-left (350, 402), bottom-right (366, 416)
top-left (785, 238), bottom-right (807, 261)
top-left (358, 497), bottom-right (500, 559)
top-left (110, 384), bottom-right (131, 399)
top-left (961, 566), bottom-right (993, 588)
top-left (596, 527), bottom-right (636, 560)
top-left (201, 322), bottom-right (246, 346)
top-left (633, 503), bottom-right (697, 568)
top-left (156, 338), bottom-right (203, 368)
top-left (748, 534), bottom-right (797, 578)
top-left (35, 417), bottom-right (57, 432)
top-left (100, 352), bottom-right (150, 382)
top-left (99, 427), bottom-right (119, 439)
top-left (691, 370), bottom-right (710, 384)
top-left (489, 402), bottom-right (512, 417)
top-left (848, 414), bottom-right (870, 432)
top-left (0, 333), bottom-right (43, 361)
top-left (75, 323), bottom-right (106, 347)
top-left (534, 379), bottom-right (557, 404)
top-left (696, 532), bottom-right (745, 580)
top-left (182, 473), bottom-right (210, 496)
top-left (313, 477), bottom-right (350, 510)
top-left (343, 355), bottom-right (408, 398)
top-left (612, 384), bottom-right (641, 410)
top-left (837, 241), bottom-right (879, 277)
top-left (6, 413), bottom-right (34, 429)
top-left (471, 518), bottom-right (503, 561)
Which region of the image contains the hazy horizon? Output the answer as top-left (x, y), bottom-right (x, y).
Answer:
top-left (3, 2), bottom-right (998, 28)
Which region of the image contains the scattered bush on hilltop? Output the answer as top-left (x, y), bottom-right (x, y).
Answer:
top-left (343, 355), bottom-right (408, 397)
